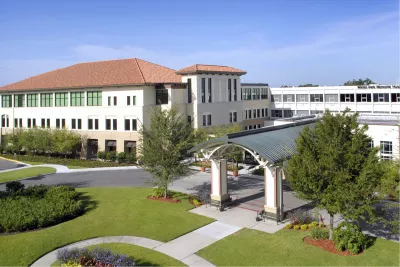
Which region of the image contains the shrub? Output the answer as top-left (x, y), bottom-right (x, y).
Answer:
top-left (151, 187), bottom-right (167, 198)
top-left (287, 208), bottom-right (317, 225)
top-left (193, 199), bottom-right (201, 206)
top-left (105, 151), bottom-right (117, 161)
top-left (125, 151), bottom-right (137, 164)
top-left (116, 152), bottom-right (127, 163)
top-left (311, 227), bottom-right (329, 240)
top-left (308, 221), bottom-right (319, 229)
top-left (301, 224), bottom-right (308, 230)
top-left (285, 224), bottom-right (293, 229)
top-left (97, 151), bottom-right (106, 160)
top-left (319, 223), bottom-right (325, 228)
top-left (333, 221), bottom-right (371, 254)
top-left (252, 168), bottom-right (264, 176)
top-left (0, 185), bottom-right (85, 233)
top-left (294, 225), bottom-right (300, 230)
top-left (6, 181), bottom-right (25, 194)
top-left (57, 247), bottom-right (135, 266)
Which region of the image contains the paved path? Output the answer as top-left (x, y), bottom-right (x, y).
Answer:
top-left (32, 221), bottom-right (241, 267)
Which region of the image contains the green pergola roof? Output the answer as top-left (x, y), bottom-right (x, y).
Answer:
top-left (189, 119), bottom-right (317, 164)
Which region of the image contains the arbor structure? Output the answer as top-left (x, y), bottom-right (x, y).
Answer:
top-left (286, 110), bottom-right (382, 239)
top-left (139, 106), bottom-right (194, 197)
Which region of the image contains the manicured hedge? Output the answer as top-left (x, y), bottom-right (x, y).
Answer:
top-left (1, 154), bottom-right (135, 168)
top-left (0, 182), bottom-right (85, 233)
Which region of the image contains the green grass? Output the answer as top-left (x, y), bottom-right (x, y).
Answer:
top-left (0, 166), bottom-right (56, 183)
top-left (0, 187), bottom-right (214, 266)
top-left (51, 243), bottom-right (186, 266)
top-left (197, 228), bottom-right (400, 266)
top-left (22, 161), bottom-right (86, 169)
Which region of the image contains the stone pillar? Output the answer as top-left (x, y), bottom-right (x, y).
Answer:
top-left (264, 165), bottom-right (283, 221)
top-left (210, 159), bottom-right (229, 203)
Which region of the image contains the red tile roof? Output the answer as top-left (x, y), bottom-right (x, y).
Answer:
top-left (0, 58), bottom-right (182, 91)
top-left (176, 64), bottom-right (246, 75)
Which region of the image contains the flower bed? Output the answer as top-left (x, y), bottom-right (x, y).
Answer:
top-left (303, 236), bottom-right (358, 256)
top-left (57, 246), bottom-right (135, 266)
top-left (0, 182), bottom-right (85, 233)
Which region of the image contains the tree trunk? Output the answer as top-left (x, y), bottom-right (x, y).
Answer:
top-left (164, 184), bottom-right (168, 198)
top-left (329, 213), bottom-right (334, 240)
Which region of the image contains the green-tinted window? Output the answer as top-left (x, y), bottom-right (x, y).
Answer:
top-left (55, 92), bottom-right (68, 107)
top-left (1, 95), bottom-right (12, 108)
top-left (14, 94), bottom-right (25, 107)
top-left (70, 92), bottom-right (85, 106)
top-left (87, 91), bottom-right (102, 106)
top-left (41, 93), bottom-right (53, 107)
top-left (27, 94), bottom-right (38, 107)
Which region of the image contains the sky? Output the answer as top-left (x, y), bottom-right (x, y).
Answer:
top-left (0, 0), bottom-right (399, 87)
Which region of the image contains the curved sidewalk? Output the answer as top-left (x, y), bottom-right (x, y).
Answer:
top-left (31, 221), bottom-right (242, 267)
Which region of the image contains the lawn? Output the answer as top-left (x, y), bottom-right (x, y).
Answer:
top-left (0, 187), bottom-right (214, 266)
top-left (197, 228), bottom-right (400, 266)
top-left (0, 166), bottom-right (56, 183)
top-left (51, 243), bottom-right (186, 266)
top-left (22, 161), bottom-right (86, 169)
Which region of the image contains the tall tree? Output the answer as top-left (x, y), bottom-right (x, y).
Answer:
top-left (286, 109), bottom-right (382, 239)
top-left (343, 78), bottom-right (375, 86)
top-left (139, 106), bottom-right (195, 197)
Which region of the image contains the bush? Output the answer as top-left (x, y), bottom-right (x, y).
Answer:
top-left (6, 181), bottom-right (25, 194)
top-left (333, 221), bottom-right (371, 254)
top-left (0, 185), bottom-right (85, 233)
top-left (300, 224), bottom-right (308, 230)
top-left (105, 151), bottom-right (117, 161)
top-left (252, 168), bottom-right (264, 176)
top-left (193, 199), bottom-right (201, 206)
top-left (308, 221), bottom-right (319, 229)
top-left (319, 223), bottom-right (325, 228)
top-left (285, 224), bottom-right (293, 229)
top-left (116, 152), bottom-right (127, 163)
top-left (57, 247), bottom-right (135, 266)
top-left (97, 151), bottom-right (106, 160)
top-left (151, 187), bottom-right (167, 198)
top-left (294, 225), bottom-right (300, 230)
top-left (311, 227), bottom-right (329, 240)
top-left (125, 151), bottom-right (137, 164)
top-left (287, 209), bottom-right (317, 225)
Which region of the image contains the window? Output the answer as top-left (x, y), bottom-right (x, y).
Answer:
top-left (208, 78), bottom-right (212, 102)
top-left (228, 79), bottom-right (232, 101)
top-left (257, 124), bottom-right (261, 129)
top-left (2, 95), bottom-right (12, 107)
top-left (248, 109), bottom-right (252, 119)
top-left (369, 139), bottom-right (374, 148)
top-left (124, 141), bottom-right (137, 153)
top-left (271, 94), bottom-right (281, 102)
top-left (202, 114), bottom-right (212, 126)
top-left (356, 94), bottom-right (371, 102)
top-left (55, 93), bottom-right (68, 106)
top-left (284, 110), bottom-right (294, 118)
top-left (297, 110), bottom-right (309, 116)
top-left (27, 118), bottom-right (32, 128)
top-left (108, 96), bottom-right (111, 106)
top-left (113, 96), bottom-right (117, 106)
top-left (373, 93), bottom-right (389, 102)
top-left (87, 91), bottom-right (102, 106)
top-left (62, 119), bottom-right (65, 128)
top-left (132, 96), bottom-right (136, 105)
top-left (249, 125), bottom-right (253, 130)
top-left (340, 94), bottom-right (355, 102)
top-left (105, 140), bottom-right (117, 152)
top-left (229, 111), bottom-right (237, 123)
top-left (234, 79), bottom-right (237, 101)
top-left (132, 119), bottom-right (137, 131)
top-left (244, 126), bottom-right (248, 130)
top-left (310, 110), bottom-right (324, 114)
top-left (310, 94), bottom-right (323, 102)
top-left (127, 96), bottom-right (130, 105)
top-left (77, 119), bottom-right (82, 129)
top-left (271, 110), bottom-right (283, 117)
top-left (106, 119), bottom-right (111, 130)
top-left (41, 118), bottom-right (45, 128)
top-left (71, 119), bottom-right (81, 130)
top-left (187, 78), bottom-right (192, 103)
top-left (88, 119), bottom-right (99, 130)
top-left (391, 93), bottom-right (400, 102)
top-left (41, 93), bottom-right (53, 107)
top-left (253, 109), bottom-right (257, 118)
top-left (265, 108), bottom-right (268, 117)
top-left (257, 109), bottom-right (260, 118)
top-left (201, 78), bottom-right (206, 103)
top-left (72, 119), bottom-right (76, 129)
top-left (283, 94), bottom-right (295, 102)
top-left (325, 94), bottom-right (338, 102)
top-left (14, 118), bottom-right (22, 128)
top-left (261, 88), bottom-right (268, 99)
top-left (124, 119), bottom-right (138, 131)
top-left (47, 119), bottom-right (50, 128)
top-left (262, 109), bottom-right (265, 117)
top-left (296, 94), bottom-right (308, 102)
top-left (27, 94), bottom-right (38, 107)
top-left (156, 89), bottom-right (168, 105)
top-left (56, 119), bottom-right (60, 129)
top-left (14, 118), bottom-right (18, 128)
top-left (252, 88), bottom-right (261, 100)
top-left (71, 92), bottom-right (85, 106)
top-left (380, 141), bottom-right (393, 160)
top-left (14, 94), bottom-right (25, 107)
top-left (1, 115), bottom-right (9, 127)
top-left (243, 88), bottom-right (252, 100)
top-left (112, 119), bottom-right (117, 130)
top-left (124, 119), bottom-right (130, 131)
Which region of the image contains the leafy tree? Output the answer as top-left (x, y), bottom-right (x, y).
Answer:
top-left (379, 160), bottom-right (400, 200)
top-left (211, 123), bottom-right (242, 138)
top-left (53, 128), bottom-right (81, 157)
top-left (286, 109), bottom-right (382, 239)
top-left (344, 78), bottom-right (374, 86)
top-left (139, 106), bottom-right (195, 197)
top-left (298, 84), bottom-right (319, 87)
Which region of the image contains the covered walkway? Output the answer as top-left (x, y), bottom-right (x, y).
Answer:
top-left (188, 117), bottom-right (317, 221)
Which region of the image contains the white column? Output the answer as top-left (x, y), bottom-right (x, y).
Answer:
top-left (264, 165), bottom-right (283, 220)
top-left (210, 159), bottom-right (229, 203)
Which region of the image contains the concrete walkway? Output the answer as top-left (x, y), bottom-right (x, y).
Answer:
top-left (31, 221), bottom-right (241, 267)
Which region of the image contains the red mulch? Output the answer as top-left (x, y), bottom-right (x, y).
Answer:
top-left (303, 236), bottom-right (362, 256)
top-left (147, 196), bottom-right (181, 203)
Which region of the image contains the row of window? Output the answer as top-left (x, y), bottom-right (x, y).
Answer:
top-left (1, 117), bottom-right (138, 131)
top-left (241, 88), bottom-right (268, 100)
top-left (199, 78), bottom-right (239, 103)
top-left (1, 92), bottom-right (138, 108)
top-left (272, 93), bottom-right (400, 103)
top-left (244, 124), bottom-right (262, 130)
top-left (244, 108), bottom-right (268, 120)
